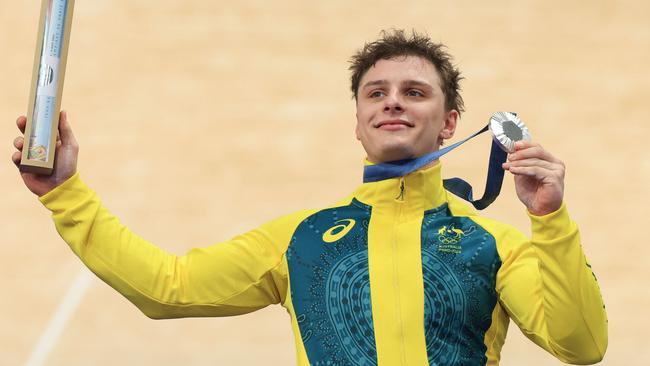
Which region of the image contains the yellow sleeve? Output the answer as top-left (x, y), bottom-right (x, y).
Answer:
top-left (486, 203), bottom-right (608, 364)
top-left (39, 172), bottom-right (311, 319)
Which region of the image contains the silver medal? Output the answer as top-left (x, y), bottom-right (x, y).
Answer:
top-left (489, 111), bottom-right (531, 153)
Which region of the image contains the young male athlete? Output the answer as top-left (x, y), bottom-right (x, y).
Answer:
top-left (12, 30), bottom-right (607, 365)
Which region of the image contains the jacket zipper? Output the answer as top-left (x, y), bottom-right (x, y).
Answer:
top-left (395, 178), bottom-right (405, 201)
top-left (392, 177), bottom-right (407, 364)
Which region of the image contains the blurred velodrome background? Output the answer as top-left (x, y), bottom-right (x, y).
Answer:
top-left (2, 1), bottom-right (649, 365)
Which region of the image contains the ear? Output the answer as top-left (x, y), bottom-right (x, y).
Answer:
top-left (355, 111), bottom-right (361, 140)
top-left (439, 109), bottom-right (459, 141)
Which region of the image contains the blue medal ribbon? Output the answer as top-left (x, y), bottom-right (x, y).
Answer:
top-left (362, 124), bottom-right (508, 210)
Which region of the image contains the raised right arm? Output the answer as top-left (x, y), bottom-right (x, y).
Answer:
top-left (13, 112), bottom-right (311, 319)
top-left (38, 173), bottom-right (311, 318)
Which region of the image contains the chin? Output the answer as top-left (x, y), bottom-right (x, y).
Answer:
top-left (373, 144), bottom-right (417, 163)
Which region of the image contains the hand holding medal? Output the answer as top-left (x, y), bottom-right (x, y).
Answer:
top-left (502, 140), bottom-right (566, 216)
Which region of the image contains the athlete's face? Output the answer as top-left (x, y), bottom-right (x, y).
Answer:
top-left (355, 56), bottom-right (458, 163)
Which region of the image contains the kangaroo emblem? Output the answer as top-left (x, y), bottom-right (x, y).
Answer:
top-left (437, 224), bottom-right (475, 245)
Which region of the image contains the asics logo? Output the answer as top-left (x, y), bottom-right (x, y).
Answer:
top-left (322, 219), bottom-right (356, 243)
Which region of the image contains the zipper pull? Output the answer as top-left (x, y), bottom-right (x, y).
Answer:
top-left (395, 177), bottom-right (405, 201)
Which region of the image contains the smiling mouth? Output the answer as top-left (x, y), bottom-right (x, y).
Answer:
top-left (376, 120), bottom-right (414, 129)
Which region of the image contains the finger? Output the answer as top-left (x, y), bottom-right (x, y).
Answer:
top-left (514, 140), bottom-right (539, 151)
top-left (13, 136), bottom-right (24, 150)
top-left (510, 142), bottom-right (545, 158)
top-left (507, 165), bottom-right (547, 180)
top-left (507, 165), bottom-right (563, 181)
top-left (16, 115), bottom-right (27, 134)
top-left (509, 144), bottom-right (561, 164)
top-left (12, 151), bottom-right (22, 166)
top-left (503, 157), bottom-right (562, 172)
top-left (57, 110), bottom-right (78, 147)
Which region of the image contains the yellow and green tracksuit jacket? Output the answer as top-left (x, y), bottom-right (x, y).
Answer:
top-left (40, 163), bottom-right (607, 365)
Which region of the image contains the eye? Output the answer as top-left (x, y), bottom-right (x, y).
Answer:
top-left (369, 90), bottom-right (385, 98)
top-left (406, 89), bottom-right (424, 97)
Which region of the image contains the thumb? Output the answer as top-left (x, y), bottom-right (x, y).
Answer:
top-left (57, 110), bottom-right (77, 147)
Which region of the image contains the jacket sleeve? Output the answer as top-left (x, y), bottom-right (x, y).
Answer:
top-left (39, 172), bottom-right (310, 319)
top-left (491, 202), bottom-right (608, 364)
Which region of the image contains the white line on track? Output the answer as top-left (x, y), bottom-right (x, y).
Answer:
top-left (24, 268), bottom-right (94, 366)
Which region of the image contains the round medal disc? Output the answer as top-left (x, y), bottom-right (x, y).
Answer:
top-left (489, 111), bottom-right (531, 153)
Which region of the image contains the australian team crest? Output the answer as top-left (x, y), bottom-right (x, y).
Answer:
top-left (436, 224), bottom-right (476, 254)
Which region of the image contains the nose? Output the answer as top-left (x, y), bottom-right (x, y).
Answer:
top-left (383, 92), bottom-right (404, 114)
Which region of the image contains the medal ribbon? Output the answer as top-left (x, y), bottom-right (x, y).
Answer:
top-left (362, 124), bottom-right (508, 210)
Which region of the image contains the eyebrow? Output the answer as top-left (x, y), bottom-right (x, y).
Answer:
top-left (361, 79), bottom-right (433, 90)
top-left (403, 80), bottom-right (433, 89)
top-left (362, 79), bottom-right (389, 89)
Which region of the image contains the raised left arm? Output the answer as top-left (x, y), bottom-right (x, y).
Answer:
top-left (498, 141), bottom-right (608, 363)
